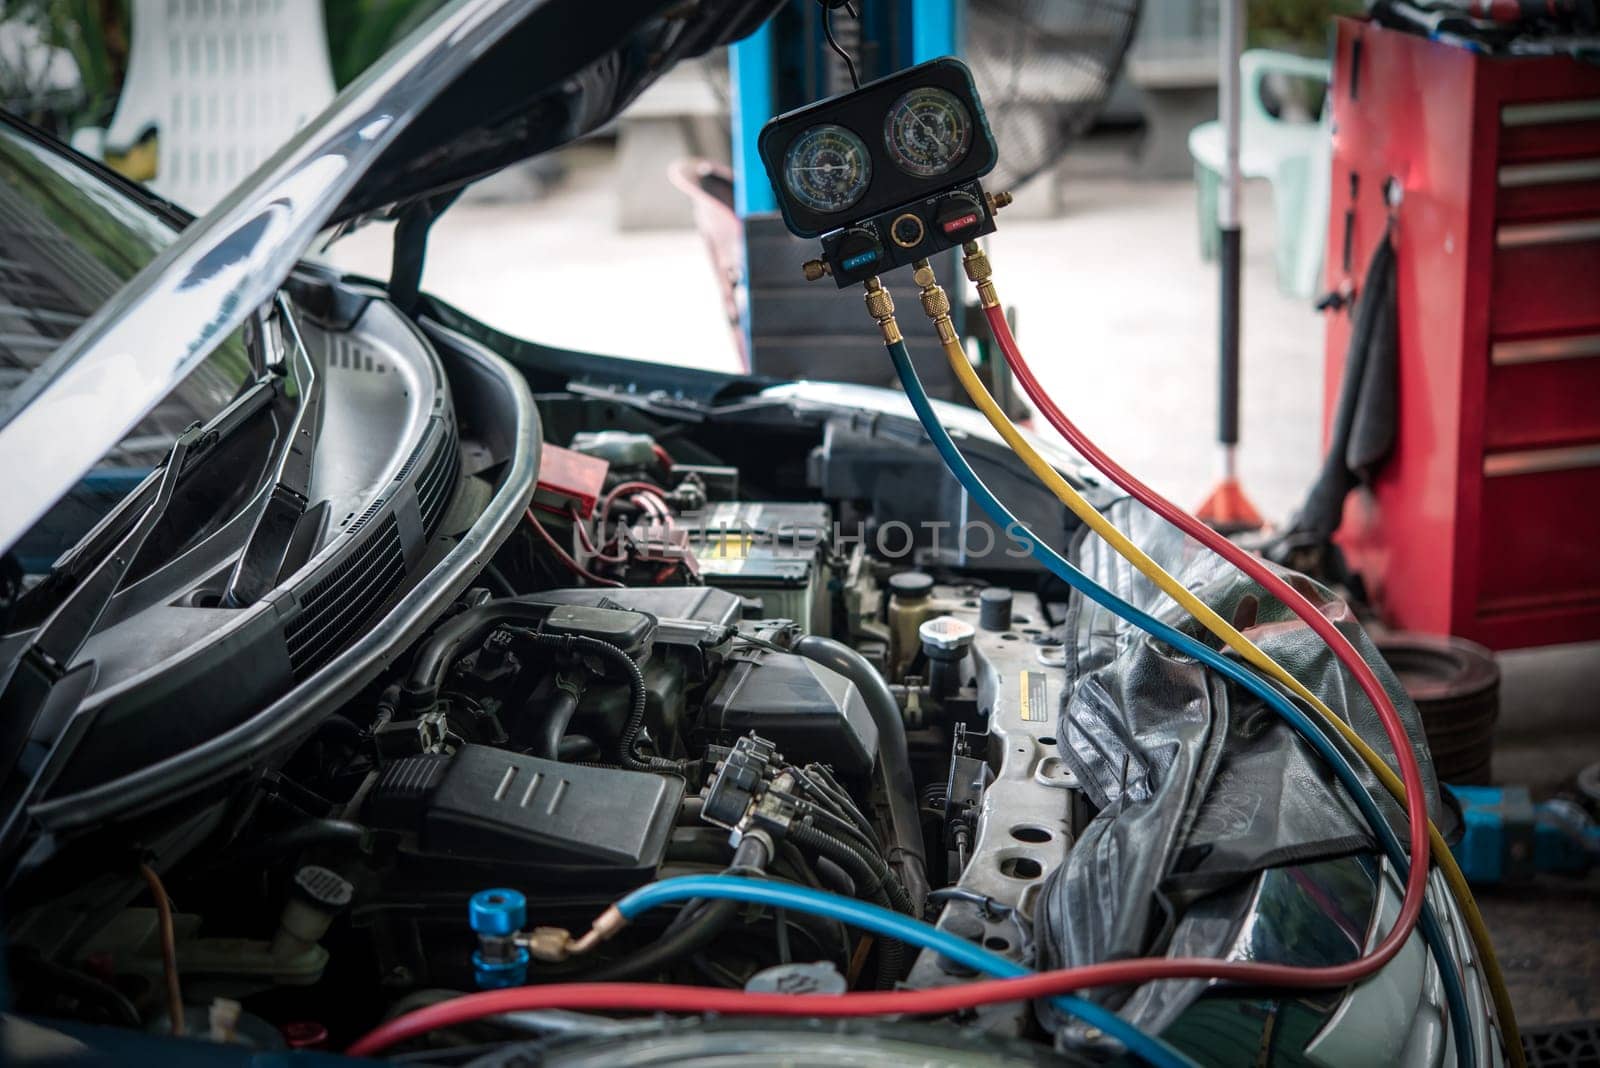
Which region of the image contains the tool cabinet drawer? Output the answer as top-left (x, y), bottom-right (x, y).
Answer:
top-left (1484, 336), bottom-right (1600, 451)
top-left (1475, 456), bottom-right (1600, 614)
top-left (1490, 224), bottom-right (1600, 338)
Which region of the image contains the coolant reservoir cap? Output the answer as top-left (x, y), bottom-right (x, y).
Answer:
top-left (919, 615), bottom-right (976, 654)
top-left (888, 571), bottom-right (934, 601)
top-left (744, 960), bottom-right (848, 996)
top-left (293, 865), bottom-right (354, 910)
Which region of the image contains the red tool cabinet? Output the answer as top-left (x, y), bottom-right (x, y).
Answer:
top-left (1323, 18), bottom-right (1600, 650)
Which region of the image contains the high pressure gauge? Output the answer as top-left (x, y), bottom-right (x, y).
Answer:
top-left (883, 87), bottom-right (972, 178)
top-left (781, 124), bottom-right (872, 214)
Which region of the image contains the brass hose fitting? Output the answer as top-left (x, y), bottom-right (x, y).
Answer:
top-left (960, 241), bottom-right (999, 310)
top-left (517, 926), bottom-right (579, 962)
top-left (566, 904), bottom-right (627, 956)
top-left (985, 190), bottom-right (1013, 215)
top-left (862, 277), bottom-right (902, 345)
top-left (911, 260), bottom-right (958, 345)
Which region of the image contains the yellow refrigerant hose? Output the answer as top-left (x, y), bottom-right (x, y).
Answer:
top-left (906, 260), bottom-right (1520, 1066)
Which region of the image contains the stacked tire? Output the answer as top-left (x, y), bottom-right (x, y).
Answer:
top-left (1373, 632), bottom-right (1500, 785)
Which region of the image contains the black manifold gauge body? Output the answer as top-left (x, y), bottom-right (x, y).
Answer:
top-left (759, 57), bottom-right (1000, 286)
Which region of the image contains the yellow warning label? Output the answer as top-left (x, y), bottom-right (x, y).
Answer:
top-left (704, 534), bottom-right (753, 560)
top-left (1020, 670), bottom-right (1050, 723)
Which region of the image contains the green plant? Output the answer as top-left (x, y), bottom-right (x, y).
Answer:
top-left (1247, 0), bottom-right (1362, 55)
top-left (322, 0), bottom-right (442, 87)
top-left (0, 0), bottom-right (128, 135)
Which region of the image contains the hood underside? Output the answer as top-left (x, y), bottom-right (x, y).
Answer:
top-left (0, 0), bottom-right (779, 552)
top-left (329, 0), bottom-right (778, 226)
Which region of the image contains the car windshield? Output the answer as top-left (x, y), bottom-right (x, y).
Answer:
top-left (0, 120), bottom-right (253, 580)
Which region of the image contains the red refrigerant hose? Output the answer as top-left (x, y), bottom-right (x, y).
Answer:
top-left (979, 298), bottom-right (1433, 816)
top-left (348, 923), bottom-right (1459, 1061)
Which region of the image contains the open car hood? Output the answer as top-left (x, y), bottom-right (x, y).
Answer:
top-left (0, 0), bottom-right (777, 552)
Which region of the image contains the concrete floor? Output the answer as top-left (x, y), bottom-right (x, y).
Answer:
top-left (1480, 641), bottom-right (1600, 1033)
top-left (324, 143), bottom-right (1600, 1036)
top-left (326, 143), bottom-right (1324, 522)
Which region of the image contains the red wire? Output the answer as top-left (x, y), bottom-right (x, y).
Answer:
top-left (982, 302), bottom-right (1432, 955)
top-left (526, 508), bottom-right (621, 588)
top-left (650, 443), bottom-right (675, 470)
top-left (572, 509), bottom-right (628, 563)
top-left (598, 480), bottom-right (670, 531)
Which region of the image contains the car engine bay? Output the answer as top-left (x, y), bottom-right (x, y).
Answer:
top-left (3, 381), bottom-right (1120, 1056)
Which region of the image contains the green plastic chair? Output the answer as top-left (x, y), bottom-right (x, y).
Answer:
top-left (1190, 49), bottom-right (1333, 300)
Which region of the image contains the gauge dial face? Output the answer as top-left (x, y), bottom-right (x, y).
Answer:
top-left (782, 124), bottom-right (872, 214)
top-left (884, 87), bottom-right (973, 178)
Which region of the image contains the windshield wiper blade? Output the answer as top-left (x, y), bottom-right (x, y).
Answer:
top-left (225, 299), bottom-right (323, 606)
top-left (0, 423), bottom-right (203, 781)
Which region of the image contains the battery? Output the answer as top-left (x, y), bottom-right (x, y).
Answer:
top-left (684, 502), bottom-right (831, 633)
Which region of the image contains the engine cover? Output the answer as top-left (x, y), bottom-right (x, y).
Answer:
top-left (700, 646), bottom-right (879, 774)
top-left (364, 744), bottom-right (683, 884)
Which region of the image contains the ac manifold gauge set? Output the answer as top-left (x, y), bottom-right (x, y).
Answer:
top-left (758, 57), bottom-right (1008, 286)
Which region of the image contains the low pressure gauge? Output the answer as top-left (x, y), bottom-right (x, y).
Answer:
top-left (884, 86), bottom-right (973, 178)
top-left (782, 124), bottom-right (872, 215)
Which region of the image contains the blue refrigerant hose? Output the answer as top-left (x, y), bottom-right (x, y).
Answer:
top-left (882, 337), bottom-right (1476, 1067)
top-left (614, 875), bottom-right (1198, 1068)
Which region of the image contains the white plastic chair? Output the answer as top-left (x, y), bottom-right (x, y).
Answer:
top-left (1189, 49), bottom-right (1332, 300)
top-left (100, 0), bottom-right (338, 214)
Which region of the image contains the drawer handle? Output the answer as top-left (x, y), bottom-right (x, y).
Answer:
top-left (1492, 332), bottom-right (1600, 366)
top-left (1497, 216), bottom-right (1600, 248)
top-left (1499, 157), bottom-right (1600, 188)
top-left (1485, 443), bottom-right (1600, 477)
top-left (1502, 98), bottom-right (1600, 127)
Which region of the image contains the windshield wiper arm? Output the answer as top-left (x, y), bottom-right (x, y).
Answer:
top-left (225, 299), bottom-right (323, 606)
top-left (0, 423), bottom-right (203, 777)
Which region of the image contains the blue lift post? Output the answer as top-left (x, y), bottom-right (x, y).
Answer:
top-left (729, 0), bottom-right (967, 395)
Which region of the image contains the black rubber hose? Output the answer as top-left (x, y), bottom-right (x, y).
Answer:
top-left (403, 600), bottom-right (684, 773)
top-left (222, 818), bottom-right (371, 865)
top-left (787, 821), bottom-right (909, 989)
top-left (535, 683), bottom-right (581, 761)
top-left (789, 636), bottom-right (928, 914)
top-left (402, 600), bottom-right (554, 711)
top-left (581, 835), bottom-right (769, 982)
top-left (556, 735), bottom-right (598, 762)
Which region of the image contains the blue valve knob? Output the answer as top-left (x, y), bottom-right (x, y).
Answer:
top-left (469, 888), bottom-right (529, 989)
top-left (469, 888), bottom-right (526, 935)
